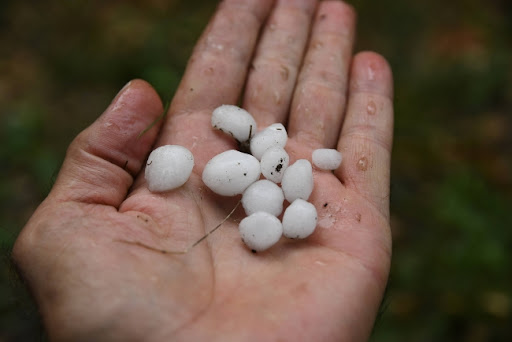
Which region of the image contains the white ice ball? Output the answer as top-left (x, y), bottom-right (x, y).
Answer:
top-left (282, 199), bottom-right (318, 239)
top-left (202, 150), bottom-right (260, 196)
top-left (281, 159), bottom-right (314, 202)
top-left (242, 180), bottom-right (284, 217)
top-left (312, 149), bottom-right (342, 170)
top-left (145, 145), bottom-right (194, 192)
top-left (211, 105), bottom-right (257, 143)
top-left (250, 123), bottom-right (288, 160)
top-left (239, 212), bottom-right (283, 252)
top-left (260, 147), bottom-right (289, 183)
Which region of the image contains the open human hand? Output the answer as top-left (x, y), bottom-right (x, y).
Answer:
top-left (14, 0), bottom-right (394, 341)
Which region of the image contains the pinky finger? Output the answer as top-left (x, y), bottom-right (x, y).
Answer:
top-left (335, 51), bottom-right (394, 218)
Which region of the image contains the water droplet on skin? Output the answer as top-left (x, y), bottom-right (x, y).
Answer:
top-left (314, 41), bottom-right (323, 49)
top-left (280, 65), bottom-right (289, 81)
top-left (367, 63), bottom-right (377, 81)
top-left (205, 67), bottom-right (214, 75)
top-left (318, 215), bottom-right (335, 229)
top-left (269, 23), bottom-right (276, 31)
top-left (191, 136), bottom-right (199, 149)
top-left (367, 100), bottom-right (377, 115)
top-left (357, 156), bottom-right (368, 171)
top-left (274, 91), bottom-right (281, 105)
top-left (304, 61), bottom-right (314, 71)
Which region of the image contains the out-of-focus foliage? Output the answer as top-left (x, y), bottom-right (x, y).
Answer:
top-left (1, 0), bottom-right (511, 341)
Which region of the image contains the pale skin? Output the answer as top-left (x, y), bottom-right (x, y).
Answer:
top-left (13, 0), bottom-right (394, 341)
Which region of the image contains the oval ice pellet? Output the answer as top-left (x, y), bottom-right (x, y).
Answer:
top-left (202, 150), bottom-right (260, 196)
top-left (250, 123), bottom-right (288, 160)
top-left (281, 159), bottom-right (313, 202)
top-left (312, 149), bottom-right (342, 170)
top-left (239, 212), bottom-right (283, 252)
top-left (145, 145), bottom-right (194, 193)
top-left (211, 105), bottom-right (257, 143)
top-left (260, 147), bottom-right (289, 183)
top-left (282, 199), bottom-right (318, 239)
top-left (242, 180), bottom-right (284, 217)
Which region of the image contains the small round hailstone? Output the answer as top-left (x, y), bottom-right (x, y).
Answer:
top-left (282, 199), bottom-right (318, 239)
top-left (202, 150), bottom-right (260, 196)
top-left (145, 145), bottom-right (194, 192)
top-left (211, 105), bottom-right (257, 143)
top-left (242, 180), bottom-right (284, 217)
top-left (239, 212), bottom-right (283, 252)
top-left (312, 149), bottom-right (342, 170)
top-left (281, 159), bottom-right (314, 202)
top-left (250, 123), bottom-right (288, 160)
top-left (260, 147), bottom-right (289, 183)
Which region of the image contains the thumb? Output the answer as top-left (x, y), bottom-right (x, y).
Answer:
top-left (51, 79), bottom-right (164, 207)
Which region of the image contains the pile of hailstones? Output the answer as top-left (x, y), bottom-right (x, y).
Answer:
top-left (144, 105), bottom-right (342, 253)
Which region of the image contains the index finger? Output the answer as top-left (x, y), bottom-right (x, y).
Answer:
top-left (134, 0), bottom-right (276, 181)
top-left (170, 0), bottom-right (275, 114)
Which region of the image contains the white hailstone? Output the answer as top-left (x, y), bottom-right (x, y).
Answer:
top-left (282, 199), bottom-right (318, 239)
top-left (312, 149), bottom-right (343, 170)
top-left (145, 145), bottom-right (194, 192)
top-left (211, 105), bottom-right (257, 143)
top-left (202, 150), bottom-right (260, 196)
top-left (250, 123), bottom-right (288, 160)
top-left (242, 180), bottom-right (284, 217)
top-left (281, 159), bottom-right (314, 202)
top-left (260, 147), bottom-right (289, 183)
top-left (239, 212), bottom-right (283, 252)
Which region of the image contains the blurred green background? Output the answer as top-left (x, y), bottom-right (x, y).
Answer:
top-left (1, 0), bottom-right (511, 340)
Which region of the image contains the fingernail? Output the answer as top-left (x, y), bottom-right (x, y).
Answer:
top-left (366, 62), bottom-right (377, 81)
top-left (117, 80), bottom-right (133, 96)
top-left (110, 80), bottom-right (133, 111)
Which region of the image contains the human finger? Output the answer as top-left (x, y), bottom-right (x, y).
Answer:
top-left (169, 0), bottom-right (275, 115)
top-left (50, 80), bottom-right (164, 207)
top-left (242, 0), bottom-right (318, 127)
top-left (335, 51), bottom-right (394, 218)
top-left (287, 0), bottom-right (356, 149)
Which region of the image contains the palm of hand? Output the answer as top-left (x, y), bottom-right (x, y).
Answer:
top-left (14, 1), bottom-right (393, 341)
